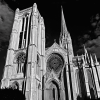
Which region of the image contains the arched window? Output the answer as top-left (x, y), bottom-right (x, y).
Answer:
top-left (36, 55), bottom-right (41, 78)
top-left (76, 69), bottom-right (82, 96)
top-left (38, 83), bottom-right (41, 89)
top-left (45, 80), bottom-right (60, 100)
top-left (10, 81), bottom-right (19, 90)
top-left (19, 13), bottom-right (31, 49)
top-left (16, 52), bottom-right (26, 73)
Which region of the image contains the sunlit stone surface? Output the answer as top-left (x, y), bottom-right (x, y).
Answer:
top-left (1, 3), bottom-right (100, 100)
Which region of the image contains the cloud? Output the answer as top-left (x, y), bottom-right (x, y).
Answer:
top-left (76, 13), bottom-right (100, 61)
top-left (0, 2), bottom-right (14, 49)
top-left (77, 35), bottom-right (100, 61)
top-left (86, 36), bottom-right (100, 57)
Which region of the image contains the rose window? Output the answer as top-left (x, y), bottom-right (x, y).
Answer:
top-left (47, 53), bottom-right (64, 72)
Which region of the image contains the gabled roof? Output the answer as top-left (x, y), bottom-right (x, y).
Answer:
top-left (45, 42), bottom-right (67, 56)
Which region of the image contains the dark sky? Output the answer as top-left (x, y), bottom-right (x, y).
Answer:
top-left (0, 0), bottom-right (100, 81)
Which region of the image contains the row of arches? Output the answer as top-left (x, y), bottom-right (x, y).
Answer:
top-left (75, 68), bottom-right (97, 99)
top-left (19, 13), bottom-right (31, 49)
top-left (14, 52), bottom-right (65, 76)
top-left (13, 52), bottom-right (68, 100)
top-left (9, 76), bottom-right (66, 100)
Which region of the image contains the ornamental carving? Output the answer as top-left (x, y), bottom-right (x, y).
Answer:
top-left (16, 52), bottom-right (26, 63)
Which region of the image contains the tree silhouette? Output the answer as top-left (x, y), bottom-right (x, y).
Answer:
top-left (0, 87), bottom-right (25, 100)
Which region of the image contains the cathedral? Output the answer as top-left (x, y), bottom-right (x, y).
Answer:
top-left (1, 3), bottom-right (100, 100)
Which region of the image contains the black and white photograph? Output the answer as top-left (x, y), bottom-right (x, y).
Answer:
top-left (0, 0), bottom-right (100, 100)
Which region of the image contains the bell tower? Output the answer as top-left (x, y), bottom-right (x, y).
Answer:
top-left (1, 3), bottom-right (45, 100)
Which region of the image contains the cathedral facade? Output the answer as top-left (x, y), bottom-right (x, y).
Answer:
top-left (1, 3), bottom-right (100, 100)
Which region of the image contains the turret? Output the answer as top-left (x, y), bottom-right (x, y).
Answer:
top-left (94, 53), bottom-right (99, 65)
top-left (90, 54), bottom-right (94, 67)
top-left (84, 45), bottom-right (90, 65)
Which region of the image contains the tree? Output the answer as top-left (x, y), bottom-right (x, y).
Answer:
top-left (0, 87), bottom-right (25, 100)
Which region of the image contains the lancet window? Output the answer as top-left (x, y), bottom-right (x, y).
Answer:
top-left (36, 55), bottom-right (41, 78)
top-left (16, 52), bottom-right (26, 73)
top-left (19, 12), bottom-right (31, 49)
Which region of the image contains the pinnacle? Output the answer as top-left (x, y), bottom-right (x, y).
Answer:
top-left (54, 39), bottom-right (56, 43)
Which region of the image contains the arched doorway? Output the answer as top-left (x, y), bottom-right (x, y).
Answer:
top-left (44, 80), bottom-right (60, 100)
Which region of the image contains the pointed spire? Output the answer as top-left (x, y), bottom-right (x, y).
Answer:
top-left (54, 39), bottom-right (56, 43)
top-left (94, 53), bottom-right (98, 63)
top-left (83, 44), bottom-right (88, 54)
top-left (94, 53), bottom-right (99, 65)
top-left (90, 54), bottom-right (94, 66)
top-left (83, 45), bottom-right (90, 64)
top-left (61, 6), bottom-right (68, 37)
top-left (14, 8), bottom-right (19, 20)
top-left (32, 3), bottom-right (38, 16)
top-left (59, 6), bottom-right (69, 48)
top-left (40, 17), bottom-right (45, 29)
top-left (82, 54), bottom-right (85, 66)
top-left (84, 45), bottom-right (88, 64)
top-left (15, 8), bottom-right (19, 13)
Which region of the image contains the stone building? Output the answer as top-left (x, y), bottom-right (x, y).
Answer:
top-left (1, 3), bottom-right (100, 100)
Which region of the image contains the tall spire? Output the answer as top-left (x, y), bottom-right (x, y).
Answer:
top-left (59, 6), bottom-right (69, 49)
top-left (61, 6), bottom-right (68, 37)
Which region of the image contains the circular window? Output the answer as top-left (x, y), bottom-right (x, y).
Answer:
top-left (47, 53), bottom-right (64, 72)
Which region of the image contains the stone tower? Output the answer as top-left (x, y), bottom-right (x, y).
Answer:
top-left (1, 2), bottom-right (100, 100)
top-left (1, 3), bottom-right (45, 100)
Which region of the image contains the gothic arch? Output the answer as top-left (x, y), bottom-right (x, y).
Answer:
top-left (10, 81), bottom-right (19, 89)
top-left (44, 79), bottom-right (61, 100)
top-left (45, 78), bottom-right (60, 89)
top-left (46, 52), bottom-right (65, 64)
top-left (14, 52), bottom-right (26, 73)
